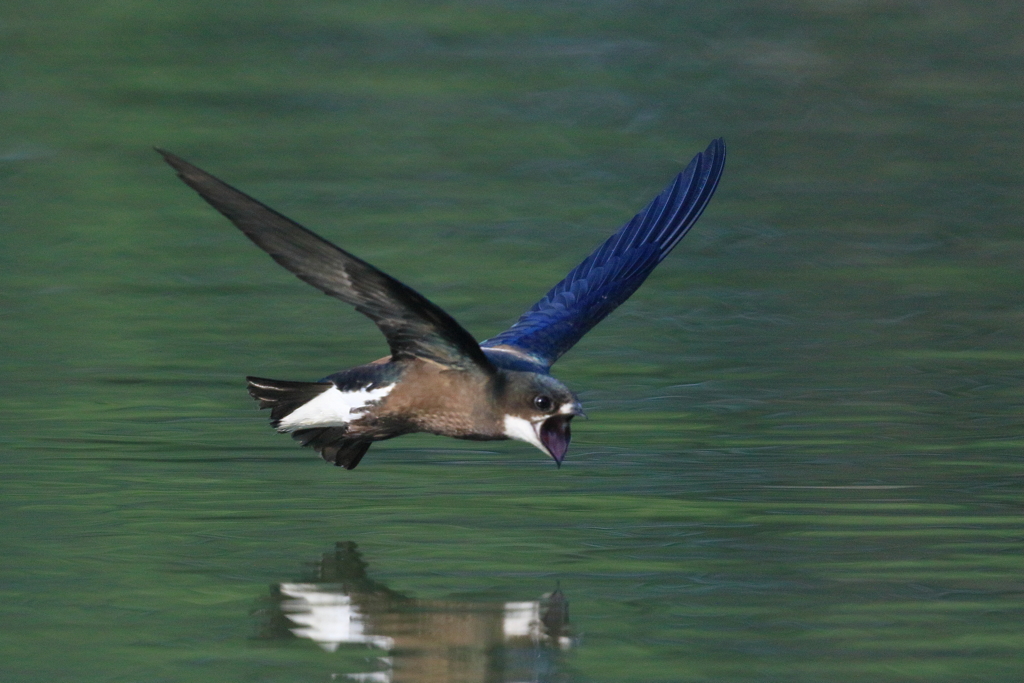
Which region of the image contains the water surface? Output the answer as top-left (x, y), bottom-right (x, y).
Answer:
top-left (2, 1), bottom-right (1021, 681)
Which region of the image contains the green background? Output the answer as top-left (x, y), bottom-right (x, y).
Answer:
top-left (2, 1), bottom-right (1021, 681)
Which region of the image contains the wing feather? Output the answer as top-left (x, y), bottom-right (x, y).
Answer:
top-left (160, 150), bottom-right (493, 374)
top-left (481, 138), bottom-right (725, 368)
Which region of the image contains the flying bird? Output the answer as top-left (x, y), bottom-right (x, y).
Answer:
top-left (160, 139), bottom-right (725, 469)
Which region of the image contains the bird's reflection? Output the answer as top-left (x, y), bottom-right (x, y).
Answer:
top-left (256, 542), bottom-right (572, 683)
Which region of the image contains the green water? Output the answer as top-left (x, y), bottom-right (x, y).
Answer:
top-left (2, 1), bottom-right (1021, 681)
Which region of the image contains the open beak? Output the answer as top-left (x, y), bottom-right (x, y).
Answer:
top-left (538, 405), bottom-right (584, 467)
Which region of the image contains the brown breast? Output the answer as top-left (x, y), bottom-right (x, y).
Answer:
top-left (361, 359), bottom-right (502, 439)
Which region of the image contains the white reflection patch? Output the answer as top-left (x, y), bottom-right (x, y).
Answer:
top-left (278, 583), bottom-right (394, 652)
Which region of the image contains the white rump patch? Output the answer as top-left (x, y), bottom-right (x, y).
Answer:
top-left (277, 384), bottom-right (394, 432)
top-left (502, 414), bottom-right (546, 454)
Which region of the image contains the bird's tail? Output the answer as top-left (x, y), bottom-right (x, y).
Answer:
top-left (246, 376), bottom-right (333, 429)
top-left (246, 376), bottom-right (372, 469)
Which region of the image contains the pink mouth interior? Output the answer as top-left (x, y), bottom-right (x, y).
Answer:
top-left (540, 415), bottom-right (573, 464)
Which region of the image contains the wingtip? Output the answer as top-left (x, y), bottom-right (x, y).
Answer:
top-left (478, 136), bottom-right (728, 366)
top-left (155, 147), bottom-right (193, 175)
top-left (702, 137), bottom-right (726, 165)
top-left (703, 137), bottom-right (727, 195)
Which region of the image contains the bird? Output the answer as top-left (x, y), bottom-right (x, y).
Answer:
top-left (159, 139), bottom-right (725, 470)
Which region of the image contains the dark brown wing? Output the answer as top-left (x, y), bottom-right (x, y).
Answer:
top-left (160, 150), bottom-right (494, 374)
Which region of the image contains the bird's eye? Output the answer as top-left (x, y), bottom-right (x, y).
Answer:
top-left (533, 395), bottom-right (554, 412)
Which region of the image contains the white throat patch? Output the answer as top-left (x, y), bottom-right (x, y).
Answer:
top-left (277, 384), bottom-right (395, 432)
top-left (502, 414), bottom-right (546, 454)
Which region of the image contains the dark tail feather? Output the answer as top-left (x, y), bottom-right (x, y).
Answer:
top-left (246, 376), bottom-right (332, 427)
top-left (246, 376), bottom-right (372, 469)
top-left (293, 428), bottom-right (372, 470)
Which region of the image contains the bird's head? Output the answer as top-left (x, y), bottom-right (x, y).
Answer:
top-left (496, 372), bottom-right (584, 466)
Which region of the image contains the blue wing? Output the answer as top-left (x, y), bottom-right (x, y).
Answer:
top-left (481, 138), bottom-right (725, 370)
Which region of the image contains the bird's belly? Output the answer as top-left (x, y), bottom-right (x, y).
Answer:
top-left (409, 411), bottom-right (501, 440)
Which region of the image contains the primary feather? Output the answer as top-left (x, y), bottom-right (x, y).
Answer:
top-left (158, 149), bottom-right (494, 374)
top-left (481, 138), bottom-right (725, 368)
